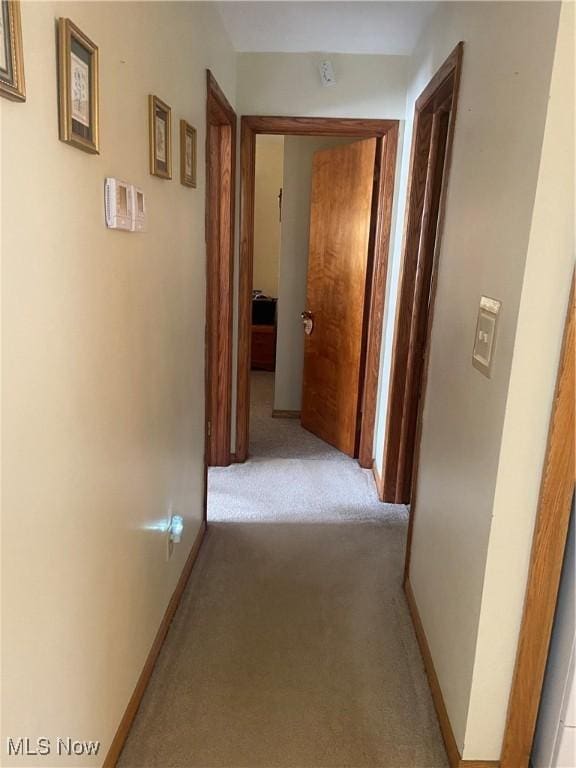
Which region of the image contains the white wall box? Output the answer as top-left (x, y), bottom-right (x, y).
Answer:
top-left (104, 177), bottom-right (133, 231)
top-left (131, 186), bottom-right (146, 232)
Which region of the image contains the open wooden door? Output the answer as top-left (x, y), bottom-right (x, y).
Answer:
top-left (301, 139), bottom-right (377, 456)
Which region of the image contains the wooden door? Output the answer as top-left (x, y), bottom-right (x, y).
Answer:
top-left (301, 139), bottom-right (377, 456)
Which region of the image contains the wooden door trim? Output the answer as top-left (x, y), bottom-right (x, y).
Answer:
top-left (241, 115), bottom-right (398, 137)
top-left (205, 71), bottom-right (236, 468)
top-left (382, 42), bottom-right (463, 505)
top-left (405, 579), bottom-right (501, 768)
top-left (237, 115), bottom-right (399, 463)
top-left (358, 128), bottom-right (399, 467)
top-left (236, 118), bottom-right (256, 463)
top-left (396, 107), bottom-right (450, 502)
top-left (500, 279), bottom-right (575, 767)
top-left (207, 70), bottom-right (235, 125)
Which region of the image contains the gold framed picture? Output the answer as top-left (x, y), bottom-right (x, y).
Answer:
top-left (0, 0), bottom-right (25, 101)
top-left (180, 120), bottom-right (197, 188)
top-left (57, 18), bottom-right (99, 154)
top-left (149, 95), bottom-right (172, 179)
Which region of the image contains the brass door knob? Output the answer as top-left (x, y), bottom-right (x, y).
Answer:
top-left (301, 311), bottom-right (314, 335)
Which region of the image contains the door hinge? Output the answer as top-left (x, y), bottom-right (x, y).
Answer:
top-left (207, 420), bottom-right (212, 438)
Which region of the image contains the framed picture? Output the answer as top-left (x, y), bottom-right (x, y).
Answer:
top-left (149, 95), bottom-right (172, 179)
top-left (180, 120), bottom-right (197, 188)
top-left (0, 0), bottom-right (25, 101)
top-left (57, 18), bottom-right (99, 154)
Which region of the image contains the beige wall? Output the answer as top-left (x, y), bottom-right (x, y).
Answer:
top-left (402, 1), bottom-right (564, 760)
top-left (253, 135), bottom-right (284, 297)
top-left (237, 52), bottom-right (408, 118)
top-left (1, 2), bottom-right (235, 764)
top-left (463, 2), bottom-right (574, 756)
top-left (274, 136), bottom-right (358, 413)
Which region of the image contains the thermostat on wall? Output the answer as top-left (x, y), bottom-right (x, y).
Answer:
top-left (105, 177), bottom-right (133, 231)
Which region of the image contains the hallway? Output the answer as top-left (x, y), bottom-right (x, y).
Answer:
top-left (118, 373), bottom-right (447, 767)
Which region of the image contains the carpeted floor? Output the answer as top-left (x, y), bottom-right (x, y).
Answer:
top-left (118, 373), bottom-right (447, 768)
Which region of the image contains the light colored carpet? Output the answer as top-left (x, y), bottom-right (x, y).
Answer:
top-left (118, 373), bottom-right (447, 768)
top-left (246, 372), bottom-right (347, 463)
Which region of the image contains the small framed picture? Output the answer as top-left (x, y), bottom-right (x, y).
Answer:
top-left (0, 0), bottom-right (25, 101)
top-left (149, 95), bottom-right (172, 179)
top-left (57, 18), bottom-right (99, 154)
top-left (180, 120), bottom-right (197, 188)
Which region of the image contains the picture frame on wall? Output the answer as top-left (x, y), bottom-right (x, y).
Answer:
top-left (0, 0), bottom-right (25, 101)
top-left (149, 95), bottom-right (172, 179)
top-left (180, 120), bottom-right (197, 188)
top-left (57, 18), bottom-right (99, 154)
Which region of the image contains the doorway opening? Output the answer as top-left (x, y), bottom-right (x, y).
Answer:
top-left (380, 43), bottom-right (463, 509)
top-left (249, 134), bottom-right (284, 458)
top-left (249, 133), bottom-right (377, 461)
top-left (237, 117), bottom-right (399, 467)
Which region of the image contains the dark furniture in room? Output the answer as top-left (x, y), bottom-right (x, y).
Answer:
top-left (251, 297), bottom-right (277, 372)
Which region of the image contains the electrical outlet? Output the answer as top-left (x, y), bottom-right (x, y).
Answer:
top-left (166, 507), bottom-right (175, 561)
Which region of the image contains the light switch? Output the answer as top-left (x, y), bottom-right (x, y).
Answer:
top-left (472, 296), bottom-right (501, 377)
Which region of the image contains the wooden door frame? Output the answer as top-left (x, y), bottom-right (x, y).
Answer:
top-left (380, 43), bottom-right (463, 507)
top-left (500, 279), bottom-right (575, 767)
top-left (205, 71), bottom-right (236, 468)
top-left (236, 116), bottom-right (399, 464)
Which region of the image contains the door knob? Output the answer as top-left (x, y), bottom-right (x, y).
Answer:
top-left (301, 310), bottom-right (314, 335)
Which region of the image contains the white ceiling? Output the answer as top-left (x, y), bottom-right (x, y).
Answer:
top-left (216, 2), bottom-right (437, 56)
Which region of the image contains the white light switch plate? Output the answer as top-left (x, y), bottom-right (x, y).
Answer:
top-left (472, 296), bottom-right (501, 378)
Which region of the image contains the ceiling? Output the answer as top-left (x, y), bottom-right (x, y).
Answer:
top-left (216, 2), bottom-right (437, 56)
